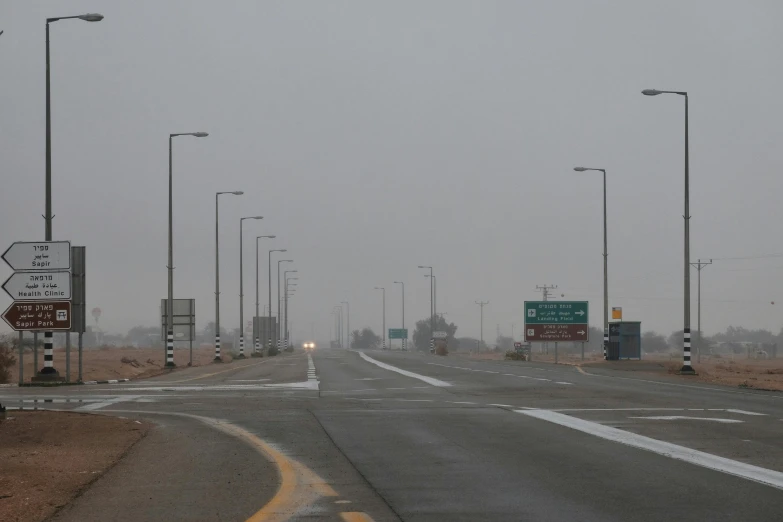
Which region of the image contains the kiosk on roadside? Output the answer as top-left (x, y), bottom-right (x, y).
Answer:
top-left (607, 321), bottom-right (641, 360)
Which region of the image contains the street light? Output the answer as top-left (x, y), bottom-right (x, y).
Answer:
top-left (574, 166), bottom-right (609, 360)
top-left (214, 191), bottom-right (243, 362)
top-left (40, 12), bottom-right (104, 378)
top-left (284, 271), bottom-right (298, 349)
top-left (475, 301), bottom-right (489, 353)
top-left (238, 215), bottom-right (264, 358)
top-left (418, 266), bottom-right (434, 352)
top-left (268, 249), bottom-right (286, 351)
top-left (374, 287), bottom-right (386, 350)
top-left (341, 301), bottom-right (350, 350)
top-left (166, 131), bottom-right (209, 368)
top-left (332, 307), bottom-right (342, 348)
top-left (393, 282), bottom-right (405, 350)
top-left (277, 259), bottom-right (293, 351)
top-left (254, 235), bottom-right (275, 355)
top-left (642, 87), bottom-right (694, 374)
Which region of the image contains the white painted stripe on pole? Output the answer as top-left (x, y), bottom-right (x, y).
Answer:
top-left (358, 351), bottom-right (451, 387)
top-left (517, 409), bottom-right (783, 490)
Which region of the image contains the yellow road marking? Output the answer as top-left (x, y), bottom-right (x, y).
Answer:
top-left (340, 513), bottom-right (376, 522)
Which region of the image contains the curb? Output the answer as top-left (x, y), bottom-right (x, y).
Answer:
top-left (81, 379), bottom-right (131, 385)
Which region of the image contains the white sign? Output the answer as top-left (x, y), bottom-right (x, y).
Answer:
top-left (2, 271), bottom-right (71, 301)
top-left (2, 241), bottom-right (71, 271)
top-left (433, 331), bottom-right (448, 339)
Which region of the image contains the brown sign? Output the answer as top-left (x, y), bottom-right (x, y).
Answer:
top-left (2, 301), bottom-right (72, 331)
top-left (524, 323), bottom-right (588, 342)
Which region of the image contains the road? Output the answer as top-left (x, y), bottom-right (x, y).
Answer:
top-left (3, 348), bottom-right (783, 521)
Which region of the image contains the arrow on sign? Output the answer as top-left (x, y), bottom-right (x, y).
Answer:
top-left (575, 310), bottom-right (586, 316)
top-left (577, 330), bottom-right (586, 335)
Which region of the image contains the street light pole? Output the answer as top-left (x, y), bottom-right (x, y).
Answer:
top-left (475, 301), bottom-right (489, 352)
top-left (643, 88), bottom-right (694, 373)
top-left (284, 271), bottom-right (298, 349)
top-left (237, 216), bottom-right (263, 358)
top-left (418, 266), bottom-right (433, 352)
top-left (41, 12), bottom-right (103, 378)
top-left (277, 259), bottom-right (293, 352)
top-left (166, 131), bottom-right (208, 368)
top-left (214, 191), bottom-right (243, 362)
top-left (574, 167), bottom-right (609, 360)
top-left (341, 301), bottom-right (350, 350)
top-left (374, 287), bottom-right (386, 349)
top-left (254, 236), bottom-right (275, 355)
top-left (394, 282), bottom-right (405, 350)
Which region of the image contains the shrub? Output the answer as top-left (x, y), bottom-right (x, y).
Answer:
top-left (0, 339), bottom-right (17, 384)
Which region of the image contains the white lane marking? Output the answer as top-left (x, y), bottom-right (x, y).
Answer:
top-left (518, 409), bottom-right (783, 490)
top-left (449, 401), bottom-right (477, 405)
top-left (489, 404), bottom-right (514, 408)
top-left (358, 352), bottom-right (451, 387)
top-left (395, 399), bottom-right (433, 402)
top-left (556, 382), bottom-right (574, 385)
top-left (629, 416), bottom-right (744, 423)
top-left (355, 378), bottom-right (383, 381)
top-left (724, 409), bottom-right (768, 416)
top-left (76, 395), bottom-right (142, 411)
top-left (228, 379), bottom-right (271, 382)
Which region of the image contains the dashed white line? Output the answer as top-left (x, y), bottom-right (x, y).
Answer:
top-left (358, 352), bottom-right (451, 387)
top-left (629, 416), bottom-right (743, 423)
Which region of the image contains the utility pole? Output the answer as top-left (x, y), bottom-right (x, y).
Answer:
top-left (690, 259), bottom-right (713, 363)
top-left (475, 301), bottom-right (489, 352)
top-left (536, 285), bottom-right (557, 354)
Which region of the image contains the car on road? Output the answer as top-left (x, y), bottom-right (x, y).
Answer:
top-left (303, 342), bottom-right (316, 352)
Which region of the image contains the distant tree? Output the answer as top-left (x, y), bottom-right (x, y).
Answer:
top-left (125, 325), bottom-right (161, 347)
top-left (351, 328), bottom-right (381, 350)
top-left (496, 335), bottom-right (514, 351)
top-left (412, 316), bottom-right (458, 351)
top-left (0, 336), bottom-right (17, 384)
top-left (641, 331), bottom-right (668, 353)
top-left (667, 330), bottom-right (684, 350)
top-left (455, 337), bottom-right (479, 352)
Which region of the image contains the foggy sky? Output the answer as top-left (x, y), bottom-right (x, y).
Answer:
top-left (2, 1), bottom-right (783, 342)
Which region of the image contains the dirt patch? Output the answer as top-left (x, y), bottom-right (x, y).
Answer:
top-left (9, 346), bottom-right (233, 384)
top-left (660, 357), bottom-right (783, 391)
top-left (0, 410), bottom-right (150, 522)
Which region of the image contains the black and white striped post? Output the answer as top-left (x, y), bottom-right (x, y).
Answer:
top-left (603, 329), bottom-right (608, 360)
top-left (215, 190), bottom-right (244, 363)
top-left (42, 331), bottom-right (55, 373)
top-left (166, 331), bottom-right (174, 366)
top-left (215, 334), bottom-right (221, 360)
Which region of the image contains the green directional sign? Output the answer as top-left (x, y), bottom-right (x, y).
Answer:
top-left (389, 328), bottom-right (408, 339)
top-left (524, 301), bottom-right (588, 325)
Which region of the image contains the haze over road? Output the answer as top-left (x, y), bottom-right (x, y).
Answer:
top-left (3, 347), bottom-right (783, 521)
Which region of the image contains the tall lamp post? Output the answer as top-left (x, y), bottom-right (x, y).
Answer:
top-left (254, 235), bottom-right (275, 355)
top-left (238, 216), bottom-right (264, 358)
top-left (277, 259), bottom-right (293, 351)
top-left (166, 131), bottom-right (208, 368)
top-left (374, 287), bottom-right (386, 349)
top-left (691, 258), bottom-right (713, 363)
top-left (393, 281), bottom-right (405, 350)
top-left (574, 166), bottom-right (609, 360)
top-left (284, 271), bottom-right (298, 349)
top-left (475, 301), bottom-right (489, 352)
top-left (418, 266), bottom-right (434, 352)
top-left (214, 191), bottom-right (243, 362)
top-left (642, 88), bottom-right (694, 374)
top-left (341, 301), bottom-right (350, 350)
top-left (268, 249), bottom-right (286, 351)
top-left (40, 12), bottom-right (104, 377)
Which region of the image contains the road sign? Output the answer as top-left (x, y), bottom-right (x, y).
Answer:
top-left (524, 301), bottom-right (588, 324)
top-left (524, 324), bottom-right (588, 342)
top-left (2, 271), bottom-right (71, 301)
top-left (389, 328), bottom-right (408, 339)
top-left (2, 301), bottom-right (72, 331)
top-left (432, 331), bottom-right (448, 339)
top-left (2, 241), bottom-right (71, 271)
top-left (612, 307), bottom-right (622, 320)
top-left (524, 301), bottom-right (589, 342)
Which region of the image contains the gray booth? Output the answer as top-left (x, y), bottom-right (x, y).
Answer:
top-left (607, 321), bottom-right (641, 360)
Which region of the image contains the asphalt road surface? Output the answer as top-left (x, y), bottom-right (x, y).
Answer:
top-left (3, 348), bottom-right (783, 521)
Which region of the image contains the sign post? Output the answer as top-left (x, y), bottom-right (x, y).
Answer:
top-left (3, 241), bottom-right (73, 382)
top-left (389, 328), bottom-right (408, 340)
top-left (524, 301), bottom-right (589, 343)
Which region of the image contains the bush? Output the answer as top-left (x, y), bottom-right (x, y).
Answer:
top-left (505, 350), bottom-right (528, 361)
top-left (0, 339), bottom-right (17, 384)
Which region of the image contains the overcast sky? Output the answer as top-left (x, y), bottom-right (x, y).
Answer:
top-left (2, 1), bottom-right (783, 343)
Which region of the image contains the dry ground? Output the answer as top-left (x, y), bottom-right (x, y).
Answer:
top-left (0, 411), bottom-right (150, 522)
top-left (453, 350), bottom-right (783, 391)
top-left (8, 345), bottom-right (234, 384)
